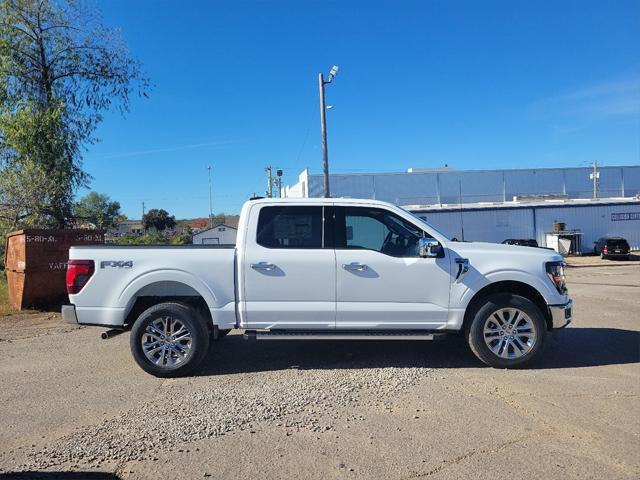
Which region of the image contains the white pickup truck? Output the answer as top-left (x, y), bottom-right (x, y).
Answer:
top-left (63, 198), bottom-right (572, 377)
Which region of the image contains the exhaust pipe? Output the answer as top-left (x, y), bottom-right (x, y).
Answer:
top-left (101, 329), bottom-right (125, 340)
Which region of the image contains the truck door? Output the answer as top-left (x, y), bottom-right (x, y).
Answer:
top-left (241, 204), bottom-right (336, 330)
top-left (332, 206), bottom-right (451, 329)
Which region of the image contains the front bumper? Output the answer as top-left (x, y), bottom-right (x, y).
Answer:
top-left (61, 304), bottom-right (79, 324)
top-left (549, 299), bottom-right (572, 329)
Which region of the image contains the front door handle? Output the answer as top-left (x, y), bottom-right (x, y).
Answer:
top-left (343, 262), bottom-right (368, 272)
top-left (251, 262), bottom-right (276, 271)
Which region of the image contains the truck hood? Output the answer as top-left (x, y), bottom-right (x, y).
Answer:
top-left (448, 241), bottom-right (564, 264)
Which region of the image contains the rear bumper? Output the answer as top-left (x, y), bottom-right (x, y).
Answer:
top-left (61, 304), bottom-right (79, 324)
top-left (549, 299), bottom-right (572, 329)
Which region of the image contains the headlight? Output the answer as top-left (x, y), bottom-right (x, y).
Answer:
top-left (546, 261), bottom-right (567, 294)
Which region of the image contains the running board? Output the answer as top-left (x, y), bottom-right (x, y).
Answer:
top-left (243, 330), bottom-right (446, 341)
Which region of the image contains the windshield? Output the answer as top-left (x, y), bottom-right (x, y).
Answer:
top-left (398, 206), bottom-right (452, 240)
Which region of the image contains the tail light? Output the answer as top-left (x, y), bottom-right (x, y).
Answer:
top-left (603, 245), bottom-right (608, 254)
top-left (66, 260), bottom-right (95, 294)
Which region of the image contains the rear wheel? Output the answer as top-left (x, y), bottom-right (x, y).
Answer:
top-left (466, 293), bottom-right (546, 368)
top-left (130, 302), bottom-right (209, 377)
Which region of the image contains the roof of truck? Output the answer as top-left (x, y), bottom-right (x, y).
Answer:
top-left (249, 197), bottom-right (397, 207)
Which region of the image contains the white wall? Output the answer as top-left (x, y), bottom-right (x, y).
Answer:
top-left (283, 169), bottom-right (309, 198)
top-left (413, 202), bottom-right (640, 252)
top-left (193, 226), bottom-right (237, 245)
top-left (417, 208), bottom-right (535, 243)
top-left (534, 204), bottom-right (640, 252)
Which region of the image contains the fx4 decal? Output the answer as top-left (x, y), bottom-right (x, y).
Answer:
top-left (100, 260), bottom-right (133, 269)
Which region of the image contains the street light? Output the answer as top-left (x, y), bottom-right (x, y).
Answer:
top-left (319, 65), bottom-right (339, 198)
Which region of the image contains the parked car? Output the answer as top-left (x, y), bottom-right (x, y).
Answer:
top-left (594, 237), bottom-right (631, 260)
top-left (502, 239), bottom-right (539, 248)
top-left (62, 198), bottom-right (572, 376)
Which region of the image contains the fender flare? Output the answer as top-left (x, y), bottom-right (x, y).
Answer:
top-left (118, 269), bottom-right (218, 316)
top-left (457, 269), bottom-right (556, 310)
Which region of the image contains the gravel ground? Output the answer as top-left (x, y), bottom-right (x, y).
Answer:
top-left (0, 265), bottom-right (638, 479)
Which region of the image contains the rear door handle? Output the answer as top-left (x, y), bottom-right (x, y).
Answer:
top-left (251, 262), bottom-right (276, 271)
top-left (343, 262), bottom-right (368, 272)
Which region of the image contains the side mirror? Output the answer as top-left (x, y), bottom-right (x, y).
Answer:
top-left (419, 238), bottom-right (442, 258)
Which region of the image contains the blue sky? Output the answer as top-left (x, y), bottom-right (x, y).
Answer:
top-left (83, 0), bottom-right (640, 218)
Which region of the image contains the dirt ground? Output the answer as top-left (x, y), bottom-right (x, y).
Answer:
top-left (0, 265), bottom-right (638, 480)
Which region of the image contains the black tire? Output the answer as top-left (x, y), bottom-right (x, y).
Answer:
top-left (130, 302), bottom-right (209, 377)
top-left (466, 293), bottom-right (547, 368)
top-left (601, 252), bottom-right (605, 260)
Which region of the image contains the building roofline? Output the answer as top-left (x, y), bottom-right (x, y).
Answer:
top-left (406, 197), bottom-right (640, 213)
top-left (194, 224), bottom-right (238, 234)
top-left (301, 164), bottom-right (640, 178)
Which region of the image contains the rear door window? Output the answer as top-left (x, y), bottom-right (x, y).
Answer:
top-left (256, 206), bottom-right (324, 248)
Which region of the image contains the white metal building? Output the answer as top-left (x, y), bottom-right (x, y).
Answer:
top-left (410, 198), bottom-right (640, 252)
top-left (192, 224), bottom-right (238, 245)
top-left (284, 165), bottom-right (640, 253)
top-left (285, 165), bottom-right (640, 203)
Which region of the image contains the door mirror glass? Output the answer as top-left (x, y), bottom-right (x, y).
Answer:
top-left (419, 238), bottom-right (442, 258)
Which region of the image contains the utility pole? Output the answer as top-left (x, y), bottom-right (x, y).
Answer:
top-left (318, 65), bottom-right (339, 198)
top-left (142, 201), bottom-right (146, 233)
top-left (590, 161), bottom-right (600, 199)
top-left (142, 201), bottom-right (145, 219)
top-left (208, 166), bottom-right (213, 228)
top-left (265, 166), bottom-right (274, 198)
top-left (458, 180), bottom-right (465, 241)
top-left (273, 169), bottom-right (284, 198)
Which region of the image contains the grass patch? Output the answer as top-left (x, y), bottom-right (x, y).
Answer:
top-left (0, 273), bottom-right (16, 316)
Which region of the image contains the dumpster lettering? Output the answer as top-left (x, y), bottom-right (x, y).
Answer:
top-left (79, 234), bottom-right (104, 242)
top-left (26, 235), bottom-right (57, 243)
top-left (49, 262), bottom-right (68, 270)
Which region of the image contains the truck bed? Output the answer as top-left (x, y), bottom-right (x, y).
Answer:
top-left (68, 245), bottom-right (237, 328)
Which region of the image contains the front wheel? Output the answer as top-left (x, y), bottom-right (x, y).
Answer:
top-left (466, 294), bottom-right (546, 368)
top-left (130, 302), bottom-right (210, 377)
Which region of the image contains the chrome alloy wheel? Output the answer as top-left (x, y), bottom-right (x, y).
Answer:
top-left (141, 316), bottom-right (193, 368)
top-left (483, 308), bottom-right (537, 359)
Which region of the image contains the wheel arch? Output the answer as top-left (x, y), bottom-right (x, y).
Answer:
top-left (123, 281), bottom-right (213, 330)
top-left (462, 280), bottom-right (552, 331)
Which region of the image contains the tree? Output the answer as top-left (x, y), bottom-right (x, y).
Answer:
top-left (171, 225), bottom-right (193, 245)
top-left (0, 0), bottom-right (148, 230)
top-left (73, 191), bottom-right (120, 229)
top-left (143, 208), bottom-right (176, 232)
top-left (211, 213), bottom-right (226, 227)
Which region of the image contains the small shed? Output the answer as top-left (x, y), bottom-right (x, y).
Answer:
top-left (192, 224), bottom-right (237, 245)
top-left (545, 230), bottom-right (583, 256)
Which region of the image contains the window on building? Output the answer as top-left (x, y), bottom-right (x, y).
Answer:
top-left (257, 206), bottom-right (323, 248)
